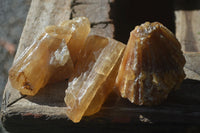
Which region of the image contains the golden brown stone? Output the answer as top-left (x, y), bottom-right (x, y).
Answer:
top-left (84, 52), bottom-right (123, 116)
top-left (116, 22), bottom-right (186, 105)
top-left (64, 35), bottom-right (125, 123)
top-left (9, 17), bottom-right (90, 96)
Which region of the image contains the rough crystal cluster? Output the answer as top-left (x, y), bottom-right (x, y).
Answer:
top-left (65, 35), bottom-right (125, 123)
top-left (9, 17), bottom-right (186, 123)
top-left (116, 22), bottom-right (186, 105)
top-left (9, 17), bottom-right (90, 96)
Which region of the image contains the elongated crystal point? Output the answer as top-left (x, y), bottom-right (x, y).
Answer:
top-left (64, 35), bottom-right (125, 123)
top-left (84, 52), bottom-right (123, 116)
top-left (9, 17), bottom-right (90, 96)
top-left (116, 22), bottom-right (186, 105)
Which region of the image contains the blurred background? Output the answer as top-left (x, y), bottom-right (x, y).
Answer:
top-left (0, 0), bottom-right (31, 132)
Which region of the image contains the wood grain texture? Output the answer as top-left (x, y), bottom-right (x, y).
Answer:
top-left (71, 0), bottom-right (114, 38)
top-left (175, 11), bottom-right (200, 52)
top-left (175, 0), bottom-right (200, 52)
top-left (1, 0), bottom-right (200, 132)
top-left (15, 0), bottom-right (72, 58)
top-left (184, 52), bottom-right (200, 80)
top-left (71, 0), bottom-right (111, 23)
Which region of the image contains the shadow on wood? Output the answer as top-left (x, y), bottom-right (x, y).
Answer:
top-left (25, 81), bottom-right (68, 107)
top-left (17, 78), bottom-right (200, 125)
top-left (167, 78), bottom-right (200, 105)
top-left (2, 78), bottom-right (200, 133)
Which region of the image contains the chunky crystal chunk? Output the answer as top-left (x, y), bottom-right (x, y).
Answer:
top-left (116, 22), bottom-right (186, 105)
top-left (64, 35), bottom-right (125, 123)
top-left (9, 17), bottom-right (90, 96)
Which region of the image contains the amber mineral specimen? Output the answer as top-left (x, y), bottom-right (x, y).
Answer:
top-left (65, 35), bottom-right (125, 123)
top-left (116, 22), bottom-right (186, 105)
top-left (59, 17), bottom-right (90, 64)
top-left (9, 17), bottom-right (90, 96)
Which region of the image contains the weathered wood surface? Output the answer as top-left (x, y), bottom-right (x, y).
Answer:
top-left (72, 0), bottom-right (114, 38)
top-left (175, 0), bottom-right (200, 52)
top-left (175, 10), bottom-right (200, 52)
top-left (1, 0), bottom-right (200, 132)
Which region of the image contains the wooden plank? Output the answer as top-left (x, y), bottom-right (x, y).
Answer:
top-left (71, 0), bottom-right (114, 38)
top-left (71, 0), bottom-right (111, 23)
top-left (1, 0), bottom-right (200, 132)
top-left (184, 52), bottom-right (200, 80)
top-left (174, 0), bottom-right (200, 80)
top-left (15, 0), bottom-right (72, 58)
top-left (89, 23), bottom-right (114, 38)
top-left (175, 0), bottom-right (200, 52)
top-left (175, 10), bottom-right (200, 52)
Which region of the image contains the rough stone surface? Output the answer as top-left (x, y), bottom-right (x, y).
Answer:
top-left (116, 22), bottom-right (186, 105)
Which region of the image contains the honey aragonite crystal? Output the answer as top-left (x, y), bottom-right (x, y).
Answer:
top-left (9, 17), bottom-right (90, 96)
top-left (116, 22), bottom-right (186, 105)
top-left (65, 35), bottom-right (125, 123)
top-left (59, 17), bottom-right (90, 64)
top-left (84, 51), bottom-right (123, 117)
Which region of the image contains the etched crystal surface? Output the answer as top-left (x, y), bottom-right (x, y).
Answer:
top-left (64, 35), bottom-right (125, 123)
top-left (9, 17), bottom-right (90, 96)
top-left (116, 22), bottom-right (186, 105)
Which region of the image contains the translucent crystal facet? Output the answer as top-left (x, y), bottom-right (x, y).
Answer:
top-left (9, 17), bottom-right (90, 96)
top-left (64, 35), bottom-right (125, 123)
top-left (59, 17), bottom-right (91, 64)
top-left (116, 22), bottom-right (186, 105)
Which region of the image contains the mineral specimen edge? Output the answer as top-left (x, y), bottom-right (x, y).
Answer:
top-left (64, 35), bottom-right (125, 123)
top-left (9, 17), bottom-right (90, 96)
top-left (116, 22), bottom-right (186, 105)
